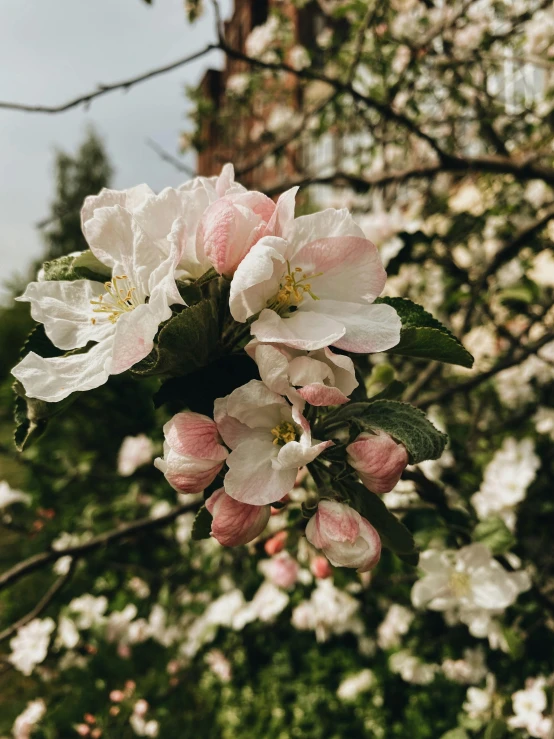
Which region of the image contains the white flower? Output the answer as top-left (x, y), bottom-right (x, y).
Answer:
top-left (0, 481), bottom-right (31, 509)
top-left (105, 604), bottom-right (138, 644)
top-left (205, 649), bottom-right (232, 682)
top-left (471, 438), bottom-right (540, 531)
top-left (389, 650), bottom-right (437, 685)
top-left (9, 618), bottom-right (55, 676)
top-left (448, 181), bottom-right (484, 215)
top-left (68, 594), bottom-right (108, 629)
top-left (291, 578), bottom-right (363, 642)
top-left (245, 15), bottom-right (280, 58)
top-left (463, 686), bottom-right (492, 719)
top-left (289, 45), bottom-right (310, 70)
top-left (226, 73), bottom-right (249, 95)
top-left (377, 604), bottom-right (414, 650)
top-left (13, 213), bottom-right (184, 403)
top-left (267, 105), bottom-right (303, 136)
top-left (12, 699), bottom-right (46, 739)
top-left (533, 406), bottom-right (554, 440)
top-left (56, 616), bottom-right (79, 650)
top-left (130, 714), bottom-right (159, 738)
top-left (441, 647), bottom-right (488, 684)
top-left (118, 435), bottom-right (155, 476)
top-left (215, 380), bottom-right (332, 506)
top-left (230, 207), bottom-right (401, 353)
top-left (246, 340), bottom-right (358, 406)
top-left (411, 544), bottom-right (531, 618)
top-left (509, 678), bottom-right (551, 737)
top-left (233, 582), bottom-right (290, 629)
top-left (337, 669), bottom-right (375, 701)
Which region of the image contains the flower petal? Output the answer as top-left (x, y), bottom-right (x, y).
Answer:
top-left (251, 308), bottom-right (346, 351)
top-left (12, 340), bottom-right (113, 403)
top-left (17, 280), bottom-right (114, 350)
top-left (224, 438), bottom-right (297, 505)
top-left (164, 412), bottom-right (228, 461)
top-left (307, 300), bottom-right (401, 353)
top-left (229, 237), bottom-right (288, 322)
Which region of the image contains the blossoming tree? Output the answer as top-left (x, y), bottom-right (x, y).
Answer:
top-left (0, 0), bottom-right (553, 737)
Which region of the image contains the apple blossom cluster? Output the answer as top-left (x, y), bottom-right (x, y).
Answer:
top-left (11, 163), bottom-right (470, 574)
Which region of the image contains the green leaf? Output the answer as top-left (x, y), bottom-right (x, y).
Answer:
top-left (484, 719), bottom-right (507, 739)
top-left (347, 481), bottom-right (417, 556)
top-left (440, 730), bottom-right (469, 739)
top-left (376, 296), bottom-right (474, 368)
top-left (502, 627), bottom-right (524, 660)
top-left (474, 517), bottom-right (516, 555)
top-left (40, 250), bottom-right (109, 282)
top-left (132, 298), bottom-right (219, 378)
top-left (191, 505), bottom-right (213, 540)
top-left (354, 400), bottom-right (447, 464)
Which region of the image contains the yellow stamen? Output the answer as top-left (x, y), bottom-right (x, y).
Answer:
top-left (271, 421), bottom-right (298, 446)
top-left (90, 275), bottom-right (139, 324)
top-left (271, 261), bottom-right (324, 312)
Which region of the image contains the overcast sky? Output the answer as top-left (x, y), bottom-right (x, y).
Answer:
top-left (0, 0), bottom-right (231, 303)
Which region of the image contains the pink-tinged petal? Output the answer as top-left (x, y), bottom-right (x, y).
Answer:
top-left (12, 340), bottom-right (113, 403)
top-left (287, 207), bottom-right (365, 246)
top-left (306, 500), bottom-right (381, 573)
top-left (17, 280), bottom-right (114, 350)
top-left (199, 199), bottom-right (237, 276)
top-left (215, 163), bottom-right (236, 197)
top-left (287, 356), bottom-right (334, 388)
top-left (307, 300), bottom-right (401, 353)
top-left (224, 438), bottom-right (297, 505)
top-left (154, 445), bottom-right (223, 494)
top-left (264, 187), bottom-right (298, 238)
top-left (225, 379), bottom-right (288, 430)
top-left (319, 347), bottom-right (358, 396)
top-left (110, 303), bottom-right (162, 375)
top-left (276, 438), bottom-right (333, 469)
top-left (81, 185), bottom-right (154, 229)
top-left (206, 487), bottom-right (270, 546)
top-left (294, 236), bottom-right (386, 305)
top-left (347, 431), bottom-right (408, 494)
top-left (229, 237), bottom-right (288, 322)
top-left (251, 308), bottom-right (345, 351)
top-left (249, 343), bottom-right (291, 395)
top-left (310, 555), bottom-right (333, 579)
top-left (163, 412), bottom-right (228, 461)
top-left (297, 384), bottom-right (350, 406)
top-left (213, 397), bottom-right (256, 450)
top-left (231, 190), bottom-right (276, 223)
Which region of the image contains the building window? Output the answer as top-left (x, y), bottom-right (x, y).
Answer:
top-left (251, 0), bottom-right (268, 29)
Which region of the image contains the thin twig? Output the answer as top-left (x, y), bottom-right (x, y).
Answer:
top-left (0, 45), bottom-right (217, 114)
top-left (0, 566), bottom-right (74, 643)
top-left (146, 138), bottom-right (196, 176)
top-left (0, 501), bottom-right (200, 593)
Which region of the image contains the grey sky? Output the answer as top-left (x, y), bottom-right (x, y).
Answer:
top-left (0, 0), bottom-right (231, 302)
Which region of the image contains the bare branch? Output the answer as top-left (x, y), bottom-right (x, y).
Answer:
top-left (146, 138), bottom-right (196, 176)
top-left (0, 45), bottom-right (216, 114)
top-left (0, 566), bottom-right (74, 643)
top-left (0, 500), bottom-right (200, 593)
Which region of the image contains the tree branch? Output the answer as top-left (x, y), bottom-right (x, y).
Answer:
top-left (146, 138), bottom-right (196, 175)
top-left (0, 45), bottom-right (217, 114)
top-left (0, 501), bottom-right (200, 593)
top-left (0, 566), bottom-right (74, 643)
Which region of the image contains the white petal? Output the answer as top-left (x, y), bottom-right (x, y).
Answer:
top-left (226, 379), bottom-right (288, 430)
top-left (285, 207), bottom-right (365, 245)
top-left (81, 185), bottom-right (154, 228)
top-left (307, 301), bottom-right (401, 353)
top-left (225, 438), bottom-right (297, 505)
top-left (251, 344), bottom-right (291, 395)
top-left (12, 340), bottom-right (113, 403)
top-left (18, 280), bottom-right (114, 350)
top-left (251, 308), bottom-right (345, 351)
top-left (293, 236), bottom-right (386, 305)
top-left (276, 438), bottom-right (332, 468)
top-left (229, 237), bottom-right (288, 322)
top-left (110, 302), bottom-right (166, 375)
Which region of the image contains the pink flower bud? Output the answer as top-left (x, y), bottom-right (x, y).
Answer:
top-left (76, 726), bottom-right (90, 737)
top-left (264, 530), bottom-right (288, 555)
top-left (346, 431), bottom-right (408, 494)
top-left (200, 192), bottom-right (276, 277)
top-left (305, 499), bottom-right (381, 573)
top-left (206, 488), bottom-right (270, 546)
top-left (110, 690), bottom-right (124, 703)
top-left (310, 555), bottom-right (333, 579)
top-left (259, 552), bottom-right (299, 589)
top-left (155, 412), bottom-right (228, 494)
top-left (133, 700), bottom-right (149, 717)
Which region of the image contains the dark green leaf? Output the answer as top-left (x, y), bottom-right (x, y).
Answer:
top-left (344, 400), bottom-right (447, 464)
top-left (41, 250), bottom-right (109, 282)
top-left (474, 517), bottom-right (516, 555)
top-left (376, 296), bottom-right (474, 368)
top-left (347, 481), bottom-right (417, 556)
top-left (501, 627), bottom-right (524, 659)
top-left (132, 298), bottom-right (219, 378)
top-left (191, 505), bottom-right (213, 540)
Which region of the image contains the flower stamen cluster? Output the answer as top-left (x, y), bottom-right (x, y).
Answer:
top-left (90, 275), bottom-right (139, 324)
